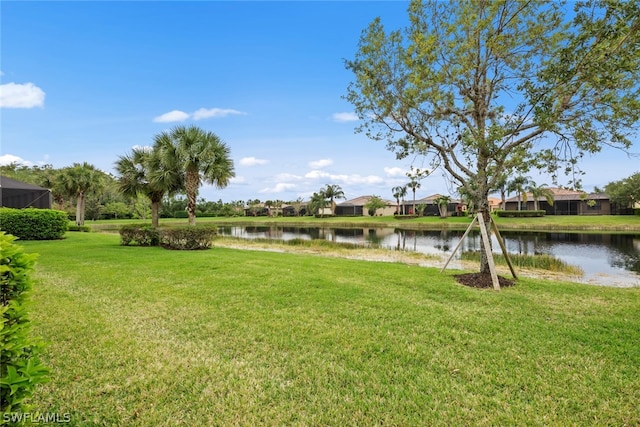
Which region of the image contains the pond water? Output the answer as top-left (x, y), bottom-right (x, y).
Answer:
top-left (218, 226), bottom-right (640, 288)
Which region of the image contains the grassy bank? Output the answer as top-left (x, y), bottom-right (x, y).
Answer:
top-left (86, 214), bottom-right (640, 233)
top-left (19, 233), bottom-right (640, 425)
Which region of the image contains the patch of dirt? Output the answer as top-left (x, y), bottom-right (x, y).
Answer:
top-left (454, 272), bottom-right (515, 289)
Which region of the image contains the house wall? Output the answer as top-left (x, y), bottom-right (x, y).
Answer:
top-left (0, 188), bottom-right (52, 209)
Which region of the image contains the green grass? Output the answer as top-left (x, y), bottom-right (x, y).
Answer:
top-left (19, 233), bottom-right (640, 425)
top-left (461, 251), bottom-right (585, 275)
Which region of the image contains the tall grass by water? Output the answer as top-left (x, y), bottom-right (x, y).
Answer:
top-left (19, 232), bottom-right (640, 425)
top-left (461, 251), bottom-right (584, 275)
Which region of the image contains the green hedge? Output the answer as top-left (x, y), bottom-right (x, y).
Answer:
top-left (67, 225), bottom-right (91, 232)
top-left (119, 224), bottom-right (160, 246)
top-left (1, 232), bottom-right (49, 415)
top-left (0, 208), bottom-right (68, 240)
top-left (119, 225), bottom-right (217, 250)
top-left (159, 226), bottom-right (217, 250)
top-left (496, 210), bottom-right (545, 218)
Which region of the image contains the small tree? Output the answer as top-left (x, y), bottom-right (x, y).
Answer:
top-left (57, 162), bottom-right (103, 226)
top-left (526, 182), bottom-right (555, 211)
top-left (406, 177), bottom-right (421, 215)
top-left (323, 184), bottom-right (345, 216)
top-left (153, 125), bottom-right (235, 226)
top-left (309, 191), bottom-right (328, 217)
top-left (507, 176), bottom-right (533, 211)
top-left (435, 195), bottom-right (451, 218)
top-left (364, 195), bottom-right (387, 216)
top-left (346, 0), bottom-right (640, 274)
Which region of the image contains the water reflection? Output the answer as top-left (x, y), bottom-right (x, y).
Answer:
top-left (218, 226), bottom-right (640, 287)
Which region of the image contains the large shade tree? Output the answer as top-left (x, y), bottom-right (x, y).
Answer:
top-left (152, 125), bottom-right (235, 226)
top-left (346, 0), bottom-right (640, 274)
top-left (605, 172), bottom-right (640, 210)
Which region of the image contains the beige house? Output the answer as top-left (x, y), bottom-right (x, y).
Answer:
top-left (504, 187), bottom-right (613, 215)
top-left (335, 195), bottom-right (397, 216)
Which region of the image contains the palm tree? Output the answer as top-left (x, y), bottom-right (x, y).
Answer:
top-left (434, 195), bottom-right (451, 218)
top-left (406, 178), bottom-right (421, 215)
top-left (153, 125), bottom-right (235, 225)
top-left (526, 182), bottom-right (555, 211)
top-left (114, 147), bottom-right (180, 227)
top-left (264, 200), bottom-right (274, 216)
top-left (57, 162), bottom-right (103, 226)
top-left (507, 176), bottom-right (533, 211)
top-left (493, 174), bottom-right (508, 210)
top-left (323, 184), bottom-right (345, 216)
top-left (392, 185), bottom-right (407, 215)
top-left (309, 191), bottom-right (327, 217)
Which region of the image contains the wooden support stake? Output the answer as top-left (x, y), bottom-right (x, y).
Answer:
top-left (490, 217), bottom-right (517, 279)
top-left (440, 214), bottom-right (478, 273)
top-left (477, 211), bottom-right (501, 290)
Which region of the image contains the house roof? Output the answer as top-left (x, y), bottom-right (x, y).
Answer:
top-left (504, 187), bottom-right (609, 202)
top-left (414, 194), bottom-right (461, 204)
top-left (0, 175), bottom-right (49, 191)
top-left (338, 195), bottom-right (395, 206)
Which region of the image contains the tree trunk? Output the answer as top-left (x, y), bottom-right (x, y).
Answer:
top-left (185, 169), bottom-right (199, 226)
top-left (478, 209), bottom-right (492, 274)
top-left (151, 200), bottom-right (160, 228)
top-left (76, 193), bottom-right (85, 226)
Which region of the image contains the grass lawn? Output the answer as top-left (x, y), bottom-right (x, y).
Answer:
top-left (20, 232), bottom-right (640, 425)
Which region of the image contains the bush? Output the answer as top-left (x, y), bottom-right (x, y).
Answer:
top-left (0, 208), bottom-right (68, 240)
top-left (1, 232), bottom-right (49, 415)
top-left (173, 211), bottom-right (189, 218)
top-left (119, 224), bottom-right (160, 246)
top-left (159, 226), bottom-right (217, 250)
top-left (496, 210), bottom-right (545, 218)
top-left (67, 225), bottom-right (91, 232)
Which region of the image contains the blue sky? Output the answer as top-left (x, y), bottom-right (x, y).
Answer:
top-left (1, 1), bottom-right (638, 203)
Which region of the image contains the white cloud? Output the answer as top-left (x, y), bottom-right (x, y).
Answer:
top-left (230, 176), bottom-right (246, 184)
top-left (0, 82), bottom-right (45, 108)
top-left (305, 170), bottom-right (331, 180)
top-left (305, 170), bottom-right (383, 185)
top-left (384, 166), bottom-right (407, 177)
top-left (239, 156), bottom-right (269, 166)
top-left (153, 107), bottom-right (248, 123)
top-left (0, 154), bottom-right (29, 166)
top-left (331, 112), bottom-right (358, 122)
top-left (153, 110), bottom-right (190, 123)
top-left (273, 172), bottom-right (303, 181)
top-left (192, 108), bottom-right (246, 120)
top-left (259, 183), bottom-right (296, 193)
top-left (308, 159), bottom-right (333, 169)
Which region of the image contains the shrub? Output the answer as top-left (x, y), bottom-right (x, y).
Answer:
top-left (67, 225), bottom-right (91, 232)
top-left (159, 226), bottom-right (217, 250)
top-left (173, 211), bottom-right (189, 218)
top-left (496, 210), bottom-right (545, 218)
top-left (1, 232), bottom-right (49, 415)
top-left (0, 208), bottom-right (68, 240)
top-left (119, 225), bottom-right (160, 246)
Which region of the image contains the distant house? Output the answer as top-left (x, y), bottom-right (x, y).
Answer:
top-left (504, 187), bottom-right (612, 215)
top-left (0, 175), bottom-right (52, 209)
top-left (488, 197), bottom-right (502, 212)
top-left (335, 196), bottom-right (396, 216)
top-left (413, 194), bottom-right (462, 216)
